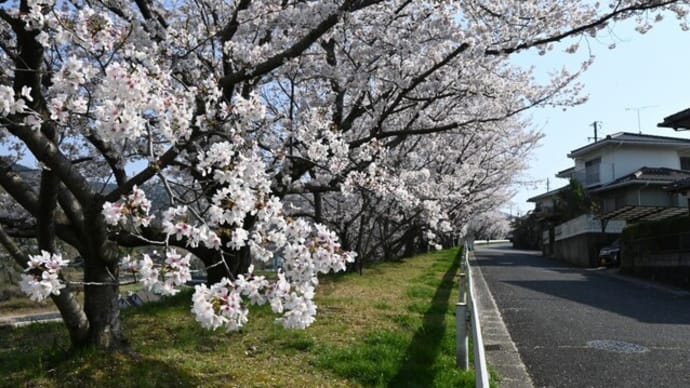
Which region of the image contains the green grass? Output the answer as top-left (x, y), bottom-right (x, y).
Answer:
top-left (314, 249), bottom-right (474, 387)
top-left (0, 249), bottom-right (485, 387)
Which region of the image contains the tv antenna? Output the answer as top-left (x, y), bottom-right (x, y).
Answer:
top-left (625, 105), bottom-right (657, 134)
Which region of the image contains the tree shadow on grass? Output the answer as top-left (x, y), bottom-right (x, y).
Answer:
top-left (0, 316), bottom-right (201, 387)
top-left (388, 254), bottom-right (460, 387)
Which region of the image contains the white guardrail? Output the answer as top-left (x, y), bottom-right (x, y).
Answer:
top-left (456, 244), bottom-right (490, 388)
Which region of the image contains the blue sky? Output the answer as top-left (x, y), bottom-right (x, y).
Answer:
top-left (509, 17), bottom-right (690, 216)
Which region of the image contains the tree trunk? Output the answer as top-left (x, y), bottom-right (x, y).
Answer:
top-left (381, 221), bottom-right (392, 261)
top-left (205, 248), bottom-right (251, 285)
top-left (0, 224), bottom-right (91, 346)
top-left (52, 290), bottom-right (90, 346)
top-left (313, 192), bottom-right (323, 223)
top-left (82, 260), bottom-right (126, 349)
top-left (206, 253), bottom-right (230, 285)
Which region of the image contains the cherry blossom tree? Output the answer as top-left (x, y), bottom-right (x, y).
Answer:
top-left (0, 0), bottom-right (688, 350)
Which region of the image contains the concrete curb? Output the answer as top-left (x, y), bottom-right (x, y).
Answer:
top-left (0, 290), bottom-right (164, 327)
top-left (0, 311), bottom-right (62, 327)
top-left (470, 251), bottom-right (534, 388)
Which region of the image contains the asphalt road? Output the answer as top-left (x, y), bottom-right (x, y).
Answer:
top-left (474, 243), bottom-right (690, 388)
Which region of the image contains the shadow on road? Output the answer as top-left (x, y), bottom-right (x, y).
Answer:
top-left (475, 244), bottom-right (690, 325)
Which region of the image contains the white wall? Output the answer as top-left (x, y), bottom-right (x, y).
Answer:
top-left (574, 145), bottom-right (681, 185)
top-left (609, 146), bottom-right (680, 179)
top-left (554, 214), bottom-right (626, 241)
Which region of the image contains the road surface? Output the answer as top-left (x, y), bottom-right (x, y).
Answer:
top-left (474, 243), bottom-right (690, 388)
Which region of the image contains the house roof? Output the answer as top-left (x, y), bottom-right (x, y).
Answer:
top-left (590, 167), bottom-right (690, 193)
top-left (658, 107), bottom-right (690, 131)
top-left (665, 176), bottom-right (690, 193)
top-left (600, 205), bottom-right (688, 222)
top-left (527, 185), bottom-right (569, 203)
top-left (593, 167), bottom-right (690, 222)
top-left (556, 166), bottom-right (575, 178)
top-left (567, 132), bottom-right (690, 159)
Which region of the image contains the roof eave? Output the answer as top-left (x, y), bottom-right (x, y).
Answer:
top-left (527, 185), bottom-right (570, 202)
top-left (658, 108), bottom-right (690, 131)
top-left (590, 179), bottom-right (673, 193)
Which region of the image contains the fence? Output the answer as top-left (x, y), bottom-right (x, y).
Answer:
top-left (630, 231), bottom-right (690, 253)
top-left (456, 245), bottom-right (489, 388)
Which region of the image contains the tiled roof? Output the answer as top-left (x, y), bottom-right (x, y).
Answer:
top-left (591, 167), bottom-right (690, 193)
top-left (666, 176), bottom-right (690, 192)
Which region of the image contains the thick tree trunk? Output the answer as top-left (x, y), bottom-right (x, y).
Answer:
top-left (402, 230), bottom-right (417, 258)
top-left (82, 260), bottom-right (126, 349)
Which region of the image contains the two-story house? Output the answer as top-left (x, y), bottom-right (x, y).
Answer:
top-left (560, 132), bottom-right (690, 221)
top-left (528, 132), bottom-right (690, 265)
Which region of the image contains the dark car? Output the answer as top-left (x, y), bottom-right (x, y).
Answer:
top-left (598, 239), bottom-right (621, 267)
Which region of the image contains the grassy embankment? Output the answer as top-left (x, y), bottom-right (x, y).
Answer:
top-left (1, 248), bottom-right (488, 387)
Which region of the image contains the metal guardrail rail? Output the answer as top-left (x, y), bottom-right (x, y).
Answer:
top-left (456, 245), bottom-right (490, 388)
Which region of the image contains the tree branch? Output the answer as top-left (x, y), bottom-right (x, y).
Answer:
top-left (218, 0), bottom-right (383, 89)
top-left (485, 0), bottom-right (681, 55)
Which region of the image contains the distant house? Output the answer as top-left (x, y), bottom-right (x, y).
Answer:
top-left (525, 185), bottom-right (566, 222)
top-left (528, 132), bottom-right (690, 266)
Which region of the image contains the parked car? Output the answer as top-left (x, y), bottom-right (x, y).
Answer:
top-left (598, 239), bottom-right (621, 267)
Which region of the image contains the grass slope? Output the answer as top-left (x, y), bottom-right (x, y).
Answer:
top-left (0, 249), bottom-right (479, 387)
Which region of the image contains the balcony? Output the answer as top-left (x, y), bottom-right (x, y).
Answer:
top-left (564, 162), bottom-right (616, 187)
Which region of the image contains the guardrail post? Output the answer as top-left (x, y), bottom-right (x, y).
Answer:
top-left (456, 247), bottom-right (469, 369)
top-left (457, 243), bottom-right (490, 387)
top-left (456, 301), bottom-right (469, 369)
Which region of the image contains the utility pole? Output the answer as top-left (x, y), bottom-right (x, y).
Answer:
top-left (589, 121), bottom-right (602, 142)
top-left (625, 105), bottom-right (657, 134)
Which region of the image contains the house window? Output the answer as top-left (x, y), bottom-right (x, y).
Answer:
top-left (585, 158), bottom-right (600, 184)
top-left (680, 156), bottom-right (690, 170)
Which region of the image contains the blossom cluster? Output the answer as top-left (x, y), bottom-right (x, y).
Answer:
top-left (0, 85), bottom-right (32, 117)
top-left (186, 215), bottom-right (356, 331)
top-left (102, 186), bottom-right (153, 228)
top-left (190, 267), bottom-right (320, 331)
top-left (19, 251), bottom-right (68, 302)
top-left (121, 250), bottom-right (192, 296)
top-left (96, 140), bottom-right (356, 331)
top-left (185, 140), bottom-right (356, 331)
top-left (162, 206), bottom-right (222, 250)
top-left (192, 277), bottom-right (250, 331)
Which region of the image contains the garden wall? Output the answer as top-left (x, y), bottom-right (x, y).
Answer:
top-left (621, 217), bottom-right (690, 287)
top-left (545, 233), bottom-right (615, 267)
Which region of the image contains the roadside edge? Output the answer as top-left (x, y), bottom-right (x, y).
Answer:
top-left (470, 251), bottom-right (534, 388)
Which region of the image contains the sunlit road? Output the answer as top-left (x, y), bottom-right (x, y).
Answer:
top-left (474, 243), bottom-right (690, 388)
